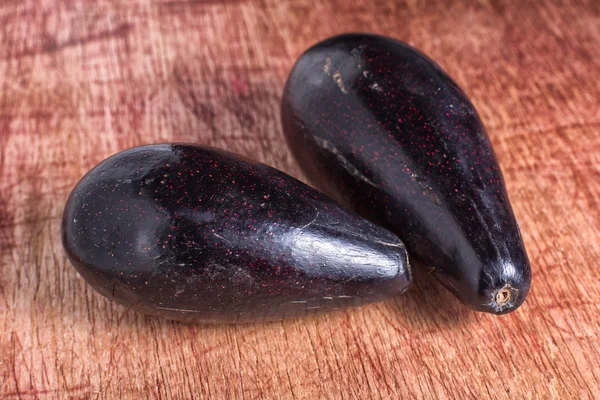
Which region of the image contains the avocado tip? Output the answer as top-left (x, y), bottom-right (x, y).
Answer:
top-left (495, 286), bottom-right (512, 305)
top-left (489, 283), bottom-right (523, 314)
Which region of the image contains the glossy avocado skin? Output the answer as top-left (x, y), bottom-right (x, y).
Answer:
top-left (62, 144), bottom-right (410, 323)
top-left (281, 33), bottom-right (531, 314)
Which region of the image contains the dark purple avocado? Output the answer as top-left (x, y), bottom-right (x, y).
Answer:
top-left (62, 144), bottom-right (410, 323)
top-left (281, 33), bottom-right (531, 314)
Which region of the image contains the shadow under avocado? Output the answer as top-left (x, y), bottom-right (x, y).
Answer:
top-left (386, 259), bottom-right (479, 332)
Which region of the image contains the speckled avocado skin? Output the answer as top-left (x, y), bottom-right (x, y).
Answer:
top-left (281, 33), bottom-right (531, 314)
top-left (62, 144), bottom-right (411, 323)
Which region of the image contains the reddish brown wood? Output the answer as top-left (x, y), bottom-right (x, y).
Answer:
top-left (1, 0), bottom-right (599, 398)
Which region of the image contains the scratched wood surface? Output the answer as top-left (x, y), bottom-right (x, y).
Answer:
top-left (1, 0), bottom-right (599, 398)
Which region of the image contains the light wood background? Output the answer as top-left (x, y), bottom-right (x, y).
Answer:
top-left (1, 0), bottom-right (599, 398)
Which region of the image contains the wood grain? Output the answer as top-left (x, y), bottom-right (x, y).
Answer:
top-left (1, 0), bottom-right (599, 398)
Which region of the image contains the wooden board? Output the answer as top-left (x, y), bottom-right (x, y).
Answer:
top-left (1, 0), bottom-right (599, 398)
